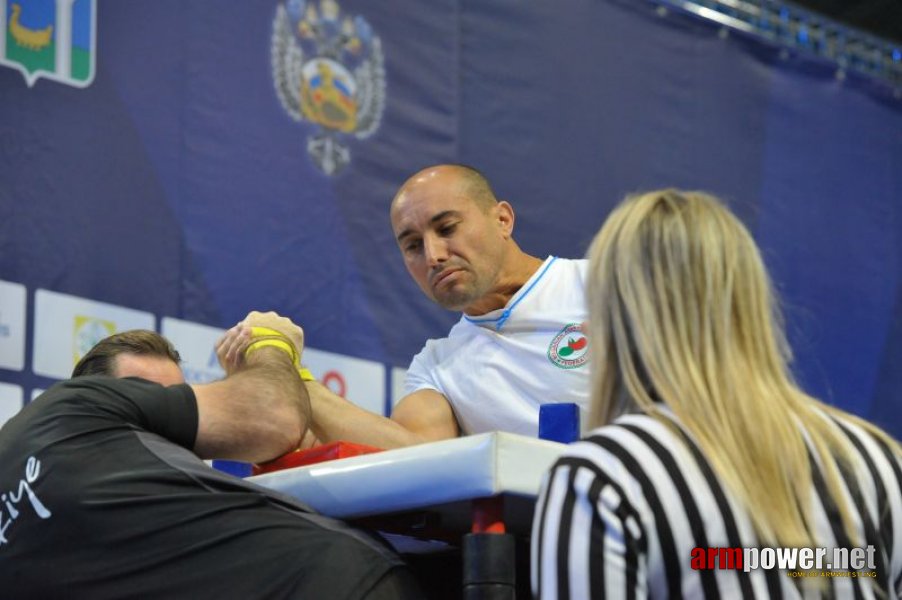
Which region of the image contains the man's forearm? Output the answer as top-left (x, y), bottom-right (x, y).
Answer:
top-left (193, 348), bottom-right (311, 462)
top-left (242, 346), bottom-right (311, 426)
top-left (305, 381), bottom-right (431, 449)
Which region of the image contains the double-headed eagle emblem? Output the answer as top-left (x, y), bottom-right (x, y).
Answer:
top-left (271, 0), bottom-right (385, 175)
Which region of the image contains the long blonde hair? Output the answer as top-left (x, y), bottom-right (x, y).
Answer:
top-left (586, 189), bottom-right (900, 547)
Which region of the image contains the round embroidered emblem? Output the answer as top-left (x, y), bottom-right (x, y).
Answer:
top-left (547, 322), bottom-right (589, 369)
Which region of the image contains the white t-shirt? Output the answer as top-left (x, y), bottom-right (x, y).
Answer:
top-left (404, 256), bottom-right (591, 436)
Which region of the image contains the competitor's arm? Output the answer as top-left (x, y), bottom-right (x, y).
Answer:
top-left (191, 346), bottom-right (310, 462)
top-left (305, 383), bottom-right (459, 449)
top-left (216, 319), bottom-right (458, 449)
top-left (194, 312), bottom-right (310, 462)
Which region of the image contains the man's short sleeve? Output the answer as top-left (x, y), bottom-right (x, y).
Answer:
top-left (56, 377), bottom-right (199, 450)
top-left (126, 381), bottom-right (198, 450)
top-left (403, 342), bottom-right (443, 397)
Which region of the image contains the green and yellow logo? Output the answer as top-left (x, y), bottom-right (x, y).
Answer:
top-left (72, 315), bottom-right (115, 365)
top-left (0, 0), bottom-right (95, 88)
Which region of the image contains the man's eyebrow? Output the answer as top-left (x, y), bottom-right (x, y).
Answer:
top-left (396, 210), bottom-right (461, 243)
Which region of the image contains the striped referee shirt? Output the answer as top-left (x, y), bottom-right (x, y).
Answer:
top-left (531, 407), bottom-right (902, 599)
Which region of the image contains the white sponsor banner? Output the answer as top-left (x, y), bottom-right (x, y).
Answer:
top-left (33, 289), bottom-right (155, 379)
top-left (304, 348), bottom-right (385, 416)
top-left (0, 280), bottom-right (27, 371)
top-left (160, 318), bottom-right (226, 384)
top-left (390, 366), bottom-right (407, 409)
top-left (0, 382), bottom-right (23, 428)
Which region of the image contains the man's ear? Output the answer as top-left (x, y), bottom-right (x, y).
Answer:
top-left (495, 201), bottom-right (515, 238)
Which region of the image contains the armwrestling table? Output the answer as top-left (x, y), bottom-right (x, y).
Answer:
top-left (247, 432), bottom-right (567, 599)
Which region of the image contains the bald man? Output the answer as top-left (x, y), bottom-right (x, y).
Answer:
top-left (220, 165), bottom-right (590, 448)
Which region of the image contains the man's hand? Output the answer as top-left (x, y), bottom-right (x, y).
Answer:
top-left (215, 311), bottom-right (304, 375)
top-left (216, 324), bottom-right (250, 375)
top-left (243, 311), bottom-right (305, 357)
top-left (198, 311), bottom-right (310, 462)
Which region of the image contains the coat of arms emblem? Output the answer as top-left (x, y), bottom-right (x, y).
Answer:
top-left (0, 0), bottom-right (96, 88)
top-left (271, 0), bottom-right (386, 175)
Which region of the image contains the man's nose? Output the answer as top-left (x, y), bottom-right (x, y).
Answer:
top-left (423, 235), bottom-right (449, 267)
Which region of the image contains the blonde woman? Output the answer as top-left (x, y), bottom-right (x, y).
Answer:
top-left (532, 189), bottom-right (901, 599)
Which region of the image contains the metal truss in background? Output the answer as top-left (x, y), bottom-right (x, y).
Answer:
top-left (652, 0), bottom-right (902, 96)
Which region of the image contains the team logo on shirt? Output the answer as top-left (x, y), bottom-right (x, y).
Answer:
top-left (547, 323), bottom-right (588, 369)
top-left (0, 456), bottom-right (52, 548)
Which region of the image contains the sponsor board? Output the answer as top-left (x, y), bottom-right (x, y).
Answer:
top-left (0, 381), bottom-right (23, 427)
top-left (160, 317), bottom-right (226, 384)
top-left (0, 279), bottom-right (26, 371)
top-left (304, 347), bottom-right (385, 416)
top-left (33, 289), bottom-right (154, 379)
top-left (390, 366), bottom-right (406, 409)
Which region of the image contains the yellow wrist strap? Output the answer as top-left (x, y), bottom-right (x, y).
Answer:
top-left (250, 326), bottom-right (291, 341)
top-left (244, 341), bottom-right (314, 383)
top-left (245, 327), bottom-right (309, 380)
top-left (245, 338), bottom-right (297, 364)
top-left (245, 327), bottom-right (300, 367)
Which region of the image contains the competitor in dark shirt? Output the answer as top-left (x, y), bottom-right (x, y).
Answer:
top-left (0, 312), bottom-right (421, 599)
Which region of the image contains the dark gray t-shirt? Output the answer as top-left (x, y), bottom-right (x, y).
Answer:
top-left (0, 376), bottom-right (403, 599)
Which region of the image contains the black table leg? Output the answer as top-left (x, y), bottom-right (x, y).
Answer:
top-left (463, 497), bottom-right (516, 599)
top-left (462, 532), bottom-right (516, 600)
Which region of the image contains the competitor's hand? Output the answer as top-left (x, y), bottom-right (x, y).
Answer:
top-left (215, 323), bottom-right (252, 375)
top-left (242, 311), bottom-right (305, 359)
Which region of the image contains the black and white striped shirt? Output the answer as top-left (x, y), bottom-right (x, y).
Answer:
top-left (531, 408), bottom-right (902, 599)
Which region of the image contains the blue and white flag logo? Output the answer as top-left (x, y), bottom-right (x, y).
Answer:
top-left (0, 0), bottom-right (96, 88)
